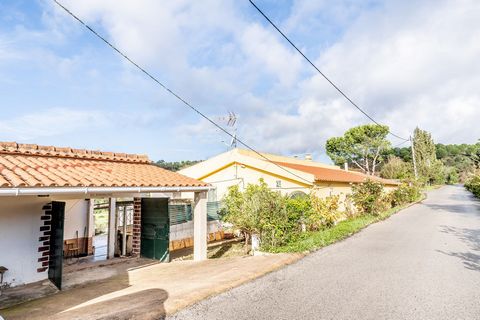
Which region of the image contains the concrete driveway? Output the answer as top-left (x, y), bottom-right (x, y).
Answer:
top-left (0, 254), bottom-right (301, 320)
top-left (171, 186), bottom-right (480, 320)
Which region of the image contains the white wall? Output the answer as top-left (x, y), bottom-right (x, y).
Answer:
top-left (63, 200), bottom-right (89, 240)
top-left (170, 220), bottom-right (221, 241)
top-left (0, 197), bottom-right (90, 287)
top-left (0, 197), bottom-right (49, 287)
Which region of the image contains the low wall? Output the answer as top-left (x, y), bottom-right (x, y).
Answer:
top-left (169, 220), bottom-right (224, 251)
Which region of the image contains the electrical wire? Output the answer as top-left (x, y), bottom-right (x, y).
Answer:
top-left (248, 0), bottom-right (410, 142)
top-left (53, 0), bottom-right (320, 186)
top-left (392, 140), bottom-right (409, 148)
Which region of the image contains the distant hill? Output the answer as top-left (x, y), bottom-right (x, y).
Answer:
top-left (155, 160), bottom-right (202, 172)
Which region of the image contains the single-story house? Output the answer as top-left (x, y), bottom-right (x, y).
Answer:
top-left (0, 142), bottom-right (215, 290)
top-left (179, 148), bottom-right (399, 202)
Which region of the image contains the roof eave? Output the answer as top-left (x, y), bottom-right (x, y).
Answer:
top-left (0, 186), bottom-right (212, 197)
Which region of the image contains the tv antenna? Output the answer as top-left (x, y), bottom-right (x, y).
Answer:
top-left (219, 112), bottom-right (238, 148)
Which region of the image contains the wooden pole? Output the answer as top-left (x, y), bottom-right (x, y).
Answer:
top-left (411, 135), bottom-right (418, 180)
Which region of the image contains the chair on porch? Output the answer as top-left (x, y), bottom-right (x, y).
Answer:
top-left (64, 239), bottom-right (80, 262)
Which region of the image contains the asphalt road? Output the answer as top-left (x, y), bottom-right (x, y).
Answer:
top-left (170, 186), bottom-right (480, 320)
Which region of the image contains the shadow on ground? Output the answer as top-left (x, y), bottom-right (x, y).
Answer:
top-left (1, 264), bottom-right (169, 320)
top-left (437, 225), bottom-right (480, 272)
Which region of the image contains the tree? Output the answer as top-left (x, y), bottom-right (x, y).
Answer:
top-left (326, 124), bottom-right (391, 175)
top-left (155, 160), bottom-right (201, 171)
top-left (445, 167), bottom-right (460, 185)
top-left (380, 155), bottom-right (413, 180)
top-left (220, 180), bottom-right (296, 251)
top-left (412, 127), bottom-right (439, 184)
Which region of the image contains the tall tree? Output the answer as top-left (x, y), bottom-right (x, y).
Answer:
top-left (380, 155), bottom-right (413, 180)
top-left (412, 127), bottom-right (447, 184)
top-left (326, 124), bottom-right (391, 175)
top-left (412, 127), bottom-right (437, 177)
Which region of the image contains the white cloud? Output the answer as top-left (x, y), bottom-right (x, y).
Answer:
top-left (257, 0), bottom-right (480, 151)
top-left (0, 108), bottom-right (107, 141)
top-left (9, 0), bottom-right (478, 160)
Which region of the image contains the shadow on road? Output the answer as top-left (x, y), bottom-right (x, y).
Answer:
top-left (424, 195), bottom-right (480, 217)
top-left (437, 225), bottom-right (480, 272)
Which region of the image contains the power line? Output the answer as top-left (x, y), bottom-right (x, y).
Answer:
top-left (248, 0), bottom-right (410, 142)
top-left (53, 0), bottom-right (320, 186)
top-left (393, 140), bottom-right (409, 148)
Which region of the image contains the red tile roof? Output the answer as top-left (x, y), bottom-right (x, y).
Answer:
top-left (274, 161), bottom-right (399, 185)
top-left (0, 142), bottom-right (207, 188)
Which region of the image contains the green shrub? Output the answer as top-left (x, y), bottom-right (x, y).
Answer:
top-left (390, 182), bottom-right (421, 207)
top-left (307, 195), bottom-right (342, 229)
top-left (465, 175), bottom-right (480, 198)
top-left (351, 180), bottom-right (387, 216)
top-left (445, 167), bottom-right (460, 185)
top-left (221, 180), bottom-right (299, 250)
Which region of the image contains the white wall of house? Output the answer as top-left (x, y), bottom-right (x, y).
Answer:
top-left (0, 197), bottom-right (91, 287)
top-left (63, 199), bottom-right (89, 240)
top-left (0, 197), bottom-right (49, 287)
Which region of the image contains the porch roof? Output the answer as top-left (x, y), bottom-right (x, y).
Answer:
top-left (0, 142), bottom-right (208, 189)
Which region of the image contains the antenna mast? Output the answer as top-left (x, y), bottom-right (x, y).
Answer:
top-left (218, 112), bottom-right (238, 149)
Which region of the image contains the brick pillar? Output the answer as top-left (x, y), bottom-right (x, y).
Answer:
top-left (132, 198), bottom-right (142, 257)
top-left (37, 203), bottom-right (52, 273)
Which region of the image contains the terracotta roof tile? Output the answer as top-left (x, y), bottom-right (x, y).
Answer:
top-left (274, 161), bottom-right (399, 186)
top-left (0, 142), bottom-right (207, 188)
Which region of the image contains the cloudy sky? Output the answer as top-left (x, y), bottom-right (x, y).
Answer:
top-left (0, 0), bottom-right (478, 162)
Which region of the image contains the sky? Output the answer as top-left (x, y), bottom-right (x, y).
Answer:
top-left (0, 0), bottom-right (479, 163)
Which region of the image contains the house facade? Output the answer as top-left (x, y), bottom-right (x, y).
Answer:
top-left (179, 148), bottom-right (399, 202)
top-left (0, 142), bottom-right (213, 289)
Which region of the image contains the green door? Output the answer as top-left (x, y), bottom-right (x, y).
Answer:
top-left (140, 198), bottom-right (170, 262)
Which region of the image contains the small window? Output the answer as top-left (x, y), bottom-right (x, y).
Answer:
top-left (276, 180), bottom-right (282, 188)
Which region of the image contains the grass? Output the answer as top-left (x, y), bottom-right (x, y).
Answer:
top-left (268, 196), bottom-right (425, 254)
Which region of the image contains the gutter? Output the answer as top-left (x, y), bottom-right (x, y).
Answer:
top-left (0, 186), bottom-right (212, 197)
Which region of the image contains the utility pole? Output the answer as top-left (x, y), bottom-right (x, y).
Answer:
top-left (410, 135), bottom-right (418, 180)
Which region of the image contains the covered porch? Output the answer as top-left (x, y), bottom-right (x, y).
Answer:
top-left (0, 142), bottom-right (210, 307)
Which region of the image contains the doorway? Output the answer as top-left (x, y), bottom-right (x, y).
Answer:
top-left (140, 198), bottom-right (170, 262)
top-left (93, 199), bottom-right (109, 261)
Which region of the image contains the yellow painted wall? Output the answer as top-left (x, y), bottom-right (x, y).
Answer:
top-left (203, 163), bottom-right (310, 201)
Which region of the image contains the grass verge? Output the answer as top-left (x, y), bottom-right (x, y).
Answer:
top-left (268, 195), bottom-right (426, 254)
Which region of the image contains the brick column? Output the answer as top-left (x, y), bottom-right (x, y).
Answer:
top-left (37, 203), bottom-right (52, 273)
top-left (132, 198), bottom-right (142, 257)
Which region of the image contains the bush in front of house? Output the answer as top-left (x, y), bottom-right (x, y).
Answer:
top-left (222, 178), bottom-right (423, 253)
top-left (221, 181), bottom-right (348, 251)
top-left (390, 181), bottom-right (422, 207)
top-left (351, 180), bottom-right (389, 216)
top-left (465, 175), bottom-right (480, 198)
top-left (221, 180), bottom-right (299, 250)
top-left (307, 194), bottom-right (342, 229)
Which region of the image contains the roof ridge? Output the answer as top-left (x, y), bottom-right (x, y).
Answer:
top-left (0, 141), bottom-right (151, 164)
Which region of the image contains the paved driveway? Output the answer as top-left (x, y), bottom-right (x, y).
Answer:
top-left (171, 186), bottom-right (480, 320)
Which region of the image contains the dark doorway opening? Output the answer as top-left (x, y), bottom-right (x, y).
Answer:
top-left (140, 198), bottom-right (170, 262)
top-left (48, 201), bottom-right (65, 290)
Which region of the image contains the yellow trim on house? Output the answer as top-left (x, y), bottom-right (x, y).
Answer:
top-left (199, 161), bottom-right (313, 188)
top-left (198, 161), bottom-right (237, 180)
